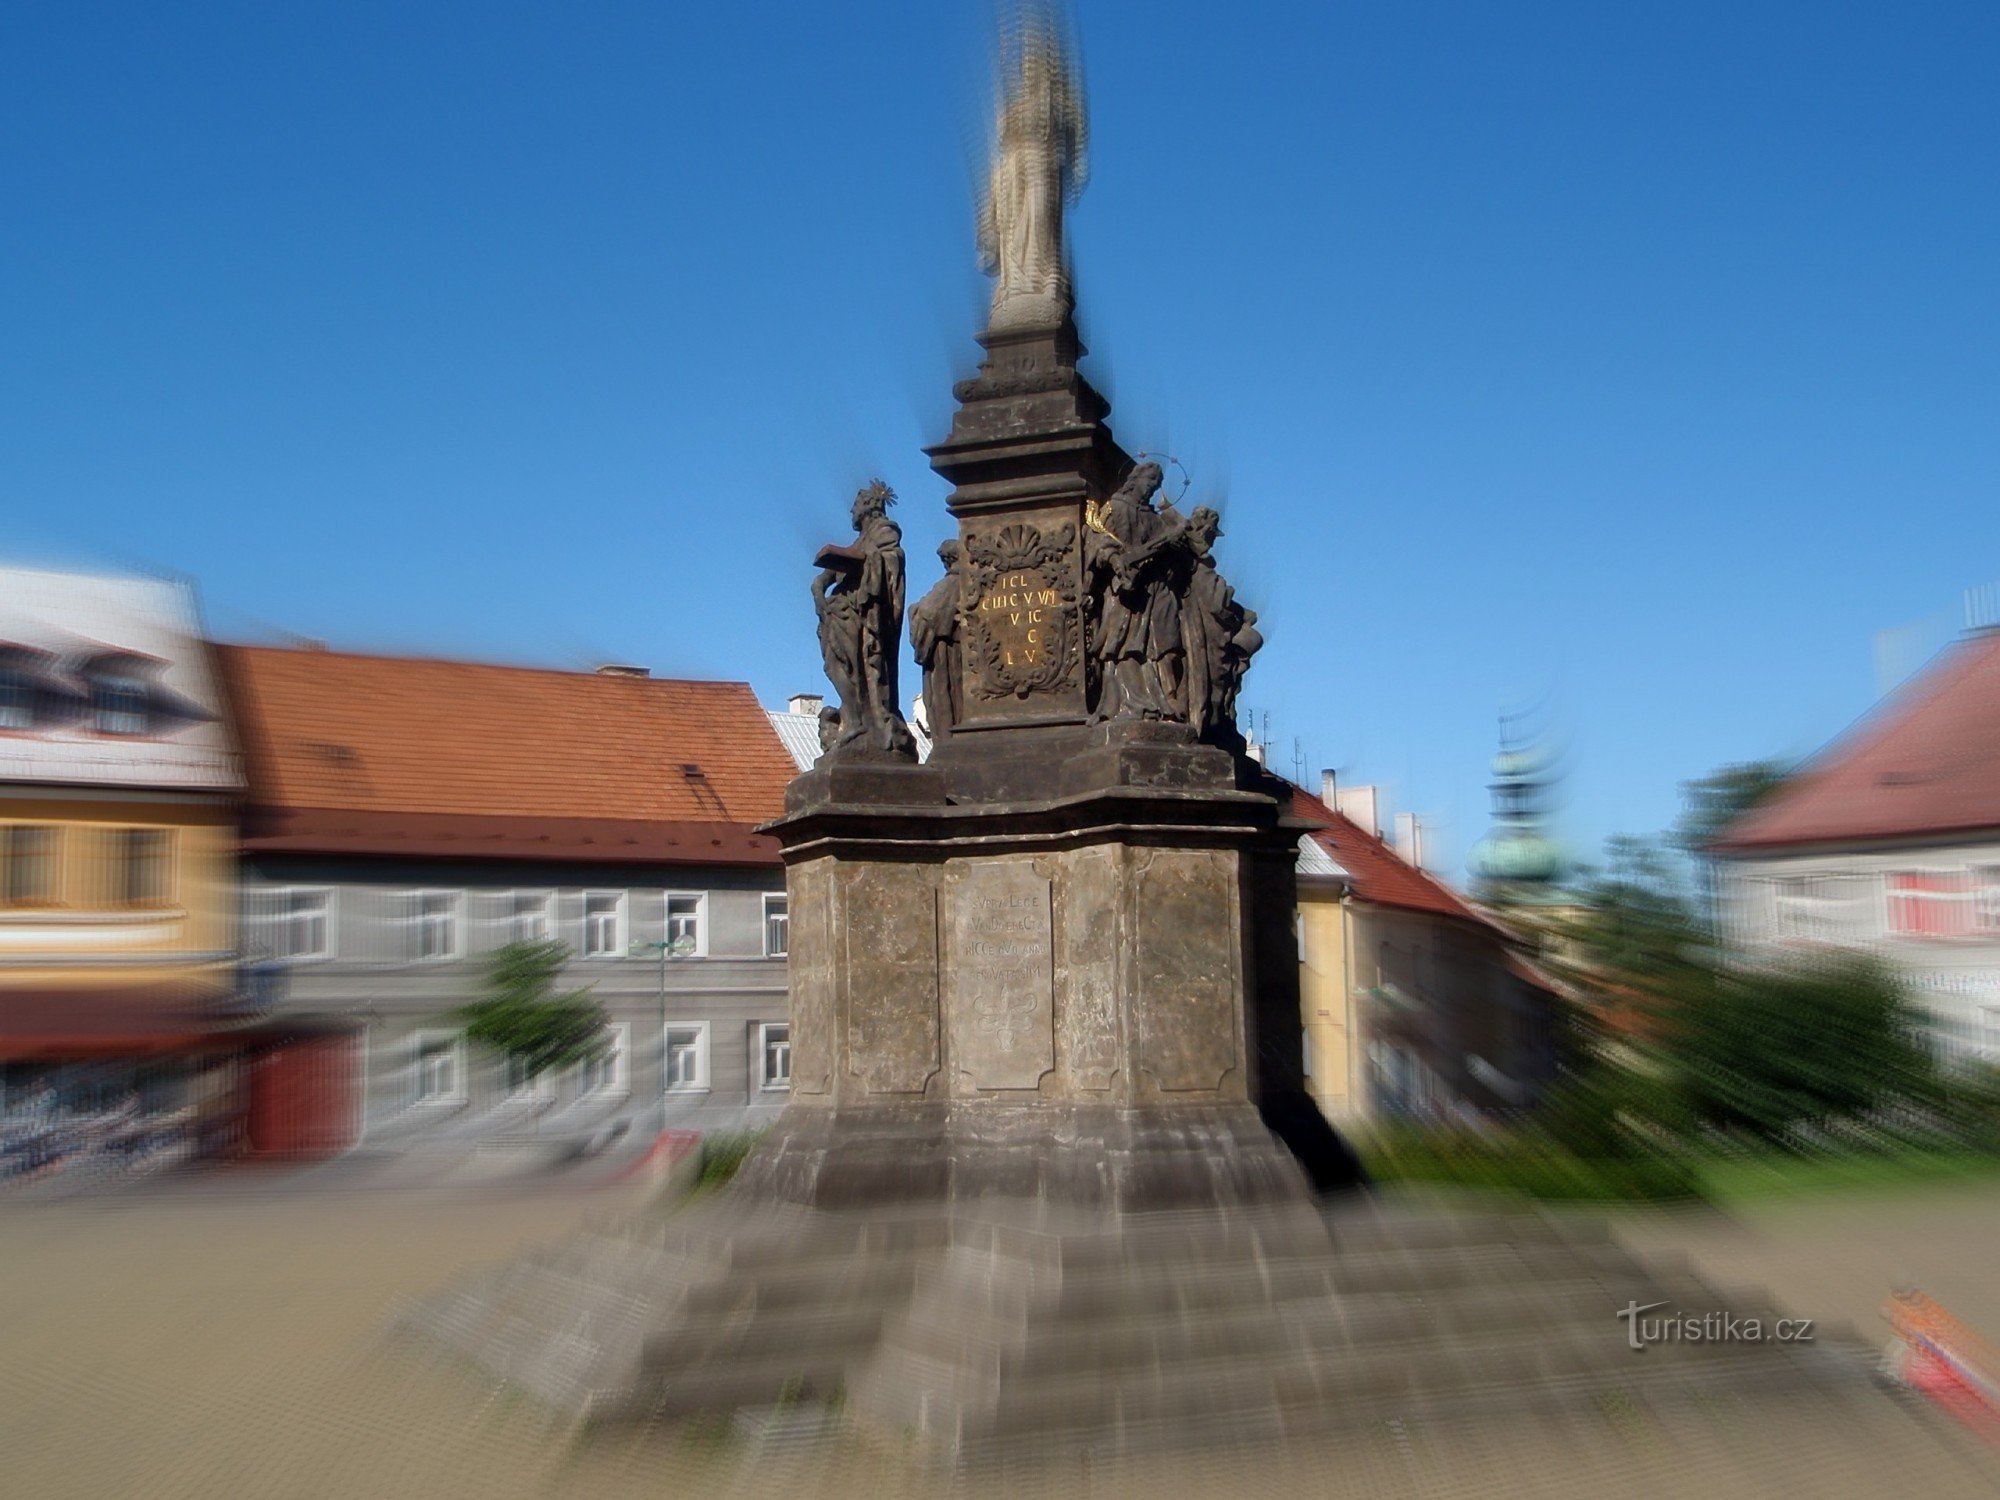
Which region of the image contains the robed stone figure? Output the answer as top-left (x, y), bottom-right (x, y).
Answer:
top-left (1084, 461), bottom-right (1186, 723)
top-left (812, 481), bottom-right (916, 760)
top-left (977, 13), bottom-right (1087, 330)
top-left (908, 538), bottom-right (965, 739)
top-left (1180, 506), bottom-right (1260, 743)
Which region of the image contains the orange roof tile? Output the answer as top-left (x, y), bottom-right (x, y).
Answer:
top-left (1287, 783), bottom-right (1490, 925)
top-left (218, 646), bottom-right (797, 853)
top-left (1713, 630), bottom-right (2000, 851)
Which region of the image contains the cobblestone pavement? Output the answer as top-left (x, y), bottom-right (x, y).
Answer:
top-left (2, 1172), bottom-right (1996, 1499)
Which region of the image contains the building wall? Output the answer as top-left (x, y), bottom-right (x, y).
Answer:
top-left (1300, 898), bottom-right (1548, 1123)
top-left (0, 791), bottom-right (237, 987)
top-left (1718, 838), bottom-right (2000, 1059)
top-left (241, 854), bottom-right (791, 1142)
top-left (1297, 887), bottom-right (1358, 1119)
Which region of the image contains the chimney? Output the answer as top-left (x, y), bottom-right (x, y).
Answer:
top-left (788, 693), bottom-right (825, 717)
top-left (1334, 783), bottom-right (1379, 837)
top-left (1394, 811), bottom-right (1426, 870)
top-left (596, 663), bottom-right (650, 678)
top-left (1320, 768), bottom-right (1338, 807)
top-left (1245, 739), bottom-right (1267, 767)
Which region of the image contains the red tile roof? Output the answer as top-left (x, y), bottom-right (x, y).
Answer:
top-left (218, 646), bottom-right (796, 864)
top-left (1713, 630), bottom-right (2000, 852)
top-left (1287, 784), bottom-right (1488, 924)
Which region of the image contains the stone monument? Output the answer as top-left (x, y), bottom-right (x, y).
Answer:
top-left (403, 11), bottom-right (1865, 1460)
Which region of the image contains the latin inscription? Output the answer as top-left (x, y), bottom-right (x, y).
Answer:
top-left (947, 861), bottom-right (1055, 1090)
top-left (961, 521), bottom-right (1078, 701)
top-left (976, 571), bottom-right (1061, 672)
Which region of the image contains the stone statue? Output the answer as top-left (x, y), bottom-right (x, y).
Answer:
top-left (1083, 461), bottom-right (1187, 723)
top-left (1180, 505), bottom-right (1260, 744)
top-left (908, 538), bottom-right (966, 739)
top-left (812, 481), bottom-right (916, 760)
top-left (977, 9), bottom-right (1087, 331)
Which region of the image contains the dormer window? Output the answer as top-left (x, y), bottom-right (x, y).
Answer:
top-left (92, 673), bottom-right (150, 736)
top-left (0, 670), bottom-right (31, 730)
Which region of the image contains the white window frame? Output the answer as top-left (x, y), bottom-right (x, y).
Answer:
top-left (0, 669), bottom-right (32, 731)
top-left (665, 891), bottom-right (708, 958)
top-left (505, 889), bottom-right (553, 946)
top-left (763, 893), bottom-right (789, 958)
top-left (270, 886), bottom-right (335, 962)
top-left (408, 890), bottom-right (462, 962)
top-left (581, 1022), bottom-right (632, 1097)
top-left (1976, 869), bottom-right (2000, 936)
top-left (504, 1051), bottom-right (557, 1102)
top-left (1886, 870), bottom-right (1976, 940)
top-left (580, 890), bottom-right (628, 959)
top-left (91, 674), bottom-right (150, 736)
top-left (410, 1031), bottom-right (465, 1106)
top-left (664, 1021), bottom-right (710, 1092)
top-left (757, 1021), bottom-right (791, 1092)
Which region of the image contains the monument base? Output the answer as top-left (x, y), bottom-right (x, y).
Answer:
top-left (400, 1171), bottom-right (1870, 1462)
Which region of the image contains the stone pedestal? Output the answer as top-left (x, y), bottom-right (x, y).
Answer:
top-left (402, 311), bottom-right (1867, 1462)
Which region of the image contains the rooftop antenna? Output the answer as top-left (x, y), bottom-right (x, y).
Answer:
top-left (1966, 581), bottom-right (2000, 634)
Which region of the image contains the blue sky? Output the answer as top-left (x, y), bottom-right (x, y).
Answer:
top-left (3, 2), bottom-right (1995, 874)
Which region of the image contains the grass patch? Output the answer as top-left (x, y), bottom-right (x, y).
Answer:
top-left (1694, 1143), bottom-right (2000, 1203)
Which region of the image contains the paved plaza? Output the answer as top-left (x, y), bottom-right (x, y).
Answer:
top-left (2, 1171), bottom-right (1998, 1499)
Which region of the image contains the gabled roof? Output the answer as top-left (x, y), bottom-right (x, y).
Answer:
top-left (220, 646), bottom-right (798, 864)
top-left (1713, 630), bottom-right (2000, 852)
top-left (1286, 783), bottom-right (1486, 924)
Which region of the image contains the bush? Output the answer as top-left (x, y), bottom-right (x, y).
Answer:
top-left (1665, 954), bottom-right (1937, 1143)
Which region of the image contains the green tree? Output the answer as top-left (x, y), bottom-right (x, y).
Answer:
top-left (455, 939), bottom-right (610, 1080)
top-left (1665, 953), bottom-right (1936, 1143)
top-left (1675, 758), bottom-right (1793, 930)
top-left (1567, 835), bottom-right (1706, 993)
top-left (1673, 759), bottom-right (1794, 855)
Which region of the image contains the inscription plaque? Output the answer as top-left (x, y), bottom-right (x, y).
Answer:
top-left (841, 863), bottom-right (941, 1095)
top-left (1134, 849), bottom-right (1241, 1093)
top-left (962, 521), bottom-right (1079, 701)
top-left (946, 860), bottom-right (1056, 1090)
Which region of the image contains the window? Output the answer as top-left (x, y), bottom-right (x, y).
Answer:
top-left (1887, 872), bottom-right (1975, 939)
top-left (91, 674), bottom-right (149, 736)
top-left (120, 829), bottom-right (173, 907)
top-left (665, 1023), bottom-right (709, 1091)
top-left (3, 826), bottom-right (58, 906)
top-left (409, 891), bottom-right (460, 960)
top-left (763, 895), bottom-right (789, 957)
top-left (1977, 869), bottom-right (2000, 936)
top-left (506, 891), bottom-right (552, 945)
top-left (758, 1022), bottom-right (791, 1091)
top-left (581, 1023), bottom-right (631, 1097)
top-left (505, 1052), bottom-right (556, 1102)
top-left (411, 1033), bottom-right (464, 1104)
top-left (0, 670), bottom-right (31, 730)
top-left (582, 891), bottom-right (626, 957)
top-left (271, 888), bottom-right (332, 961)
top-left (666, 894), bottom-right (704, 957)
top-left (1771, 873), bottom-right (1865, 943)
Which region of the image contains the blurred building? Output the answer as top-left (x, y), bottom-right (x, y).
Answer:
top-left (219, 646), bottom-right (798, 1155)
top-left (1711, 627), bottom-right (2000, 1062)
top-left (0, 567), bottom-right (250, 1152)
top-left (1289, 775), bottom-right (1559, 1123)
